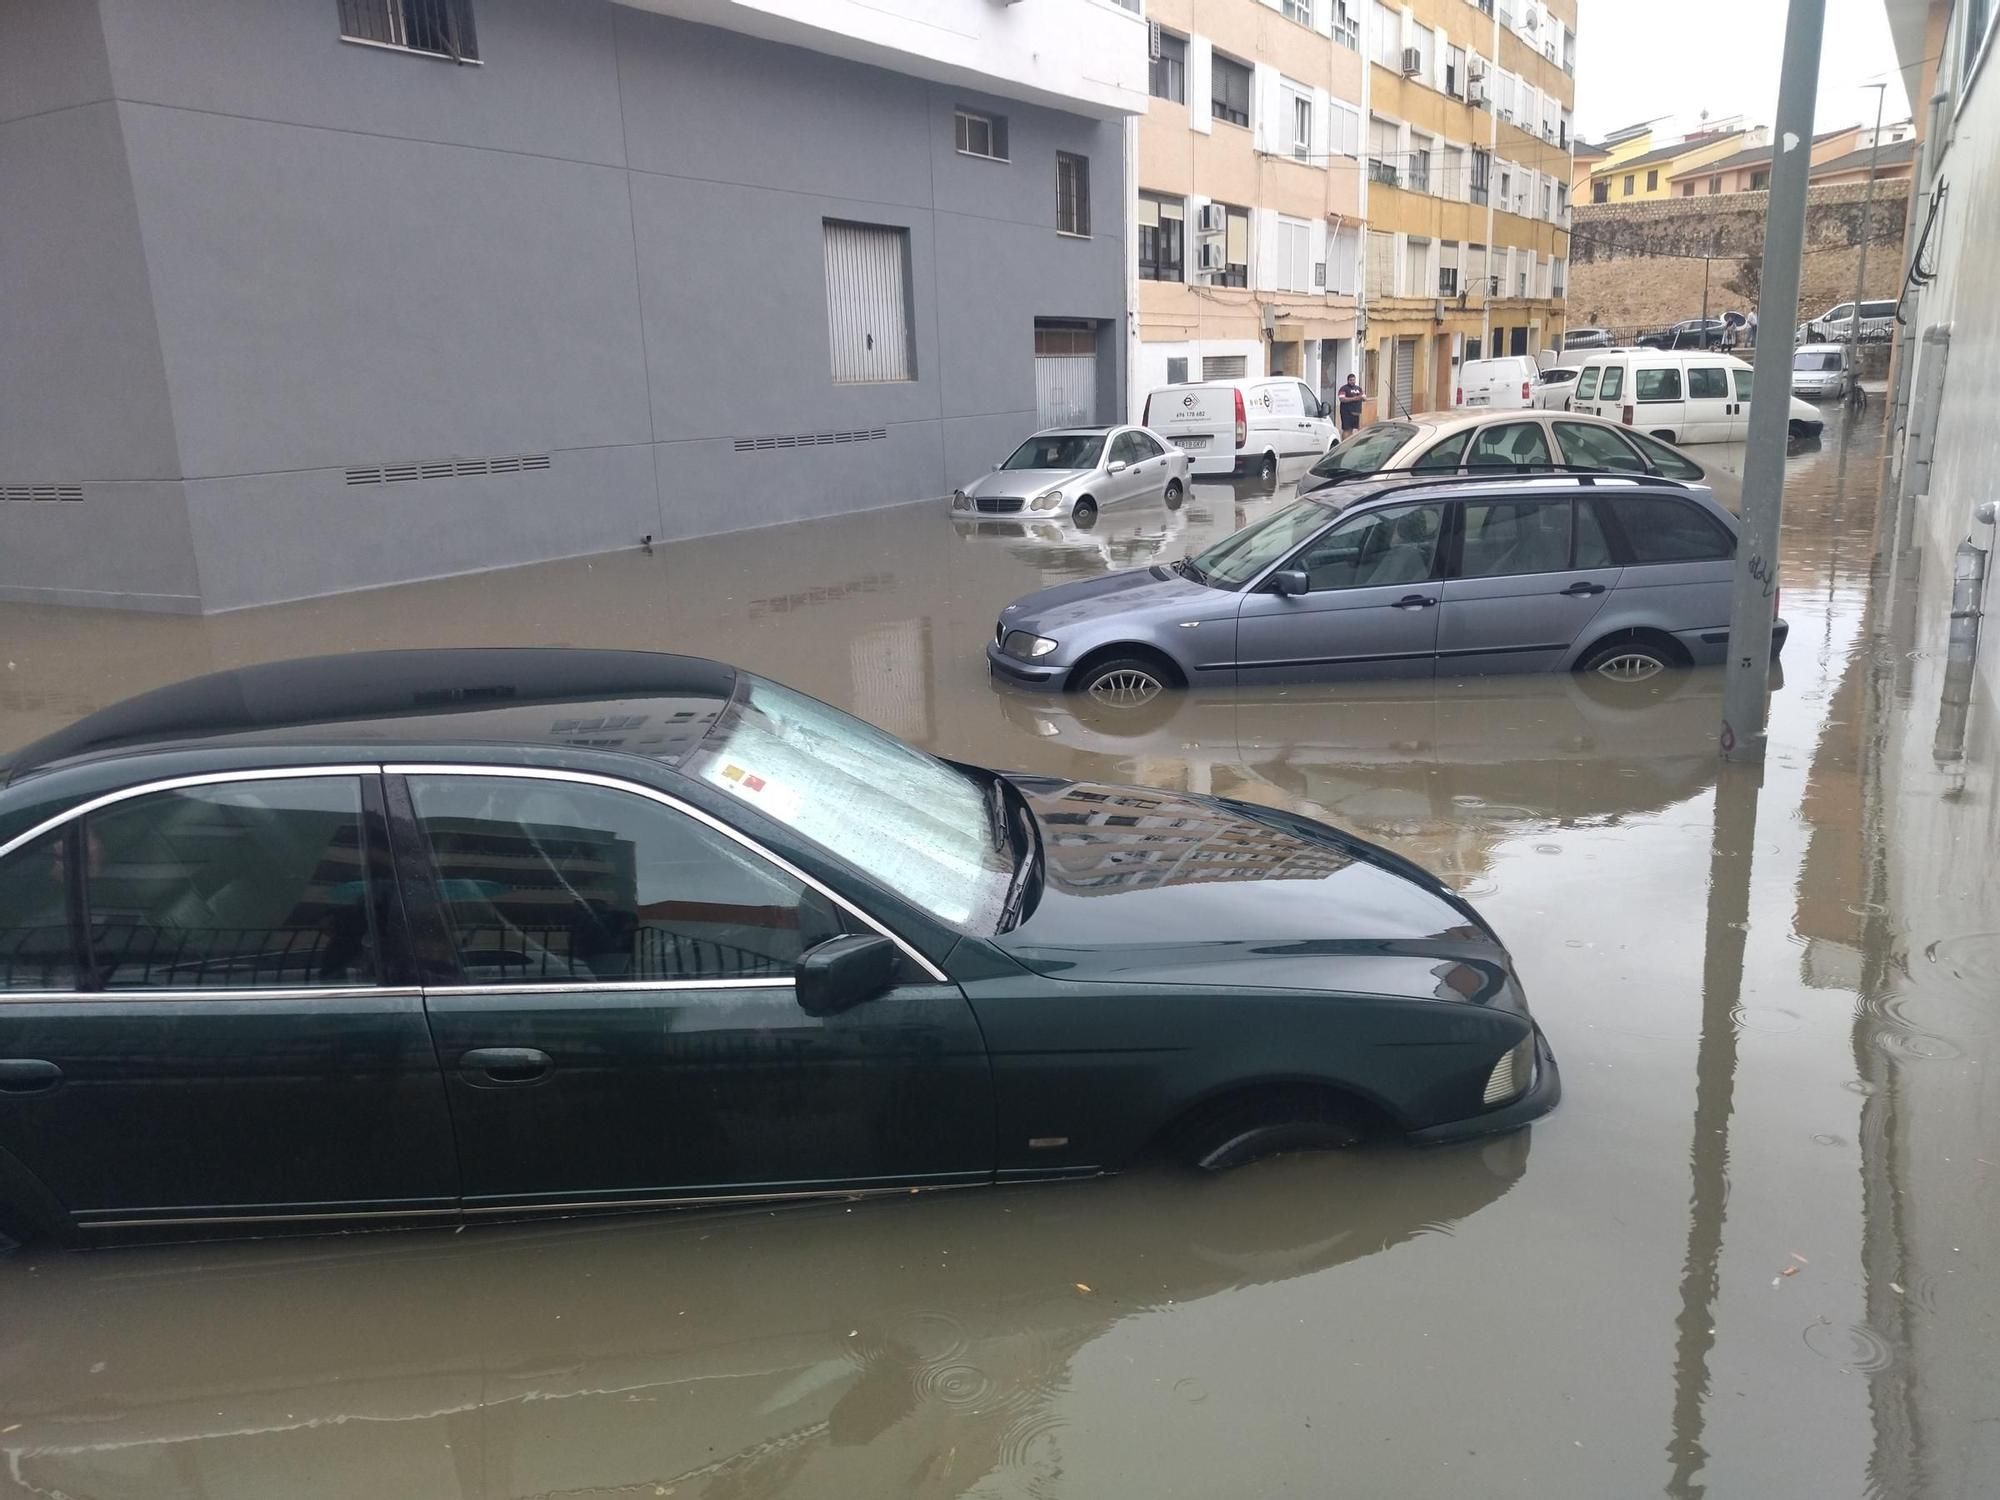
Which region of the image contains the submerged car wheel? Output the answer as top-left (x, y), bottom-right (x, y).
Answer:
top-left (1072, 496), bottom-right (1098, 527)
top-left (1072, 655), bottom-right (1175, 711)
top-left (1577, 638), bottom-right (1675, 681)
top-left (1170, 1085), bottom-right (1366, 1172)
top-left (1164, 477), bottom-right (1184, 508)
top-left (1257, 451), bottom-right (1278, 483)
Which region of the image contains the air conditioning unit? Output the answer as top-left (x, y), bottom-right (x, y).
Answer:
top-left (1433, 299), bottom-right (1446, 324)
top-left (1148, 19), bottom-right (1162, 61)
top-left (1195, 203), bottom-right (1226, 235)
top-left (1468, 77), bottom-right (1489, 106)
top-left (1401, 47), bottom-right (1423, 76)
top-left (1197, 240), bottom-right (1228, 273)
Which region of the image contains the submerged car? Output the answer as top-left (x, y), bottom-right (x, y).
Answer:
top-left (953, 425), bottom-right (1190, 526)
top-left (0, 650), bottom-right (1555, 1245)
top-left (987, 472), bottom-right (1789, 702)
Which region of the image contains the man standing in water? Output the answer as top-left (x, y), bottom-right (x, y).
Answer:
top-left (1336, 373), bottom-right (1365, 437)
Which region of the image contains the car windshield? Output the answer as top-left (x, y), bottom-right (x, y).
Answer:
top-left (1002, 433), bottom-right (1105, 471)
top-left (686, 676), bottom-right (1013, 931)
top-left (1795, 352), bottom-right (1842, 371)
top-left (1308, 423), bottom-right (1415, 479)
top-left (1190, 498), bottom-right (1335, 589)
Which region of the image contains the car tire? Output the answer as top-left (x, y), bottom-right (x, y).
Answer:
top-left (1257, 451), bottom-right (1278, 483)
top-left (1576, 636), bottom-right (1680, 683)
top-left (1071, 496), bottom-right (1098, 527)
top-left (1070, 653), bottom-right (1176, 711)
top-left (1170, 1086), bottom-right (1365, 1172)
top-left (1164, 477), bottom-right (1184, 509)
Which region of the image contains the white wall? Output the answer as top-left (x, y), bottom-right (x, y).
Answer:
top-left (617, 0), bottom-right (1149, 117)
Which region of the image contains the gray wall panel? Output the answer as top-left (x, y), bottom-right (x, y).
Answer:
top-left (654, 423), bottom-right (946, 541)
top-left (0, 483), bottom-right (199, 609)
top-left (0, 0), bottom-right (111, 126)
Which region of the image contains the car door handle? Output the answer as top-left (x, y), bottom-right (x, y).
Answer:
top-left (1559, 581), bottom-right (1608, 596)
top-left (459, 1047), bottom-right (553, 1085)
top-left (1393, 594), bottom-right (1438, 609)
top-left (0, 1059), bottom-right (62, 1094)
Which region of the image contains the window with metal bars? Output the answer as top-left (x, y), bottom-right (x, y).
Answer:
top-left (337, 0), bottom-right (479, 61)
top-left (1056, 153), bottom-right (1091, 237)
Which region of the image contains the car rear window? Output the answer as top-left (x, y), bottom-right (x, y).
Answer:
top-left (1636, 368), bottom-right (1682, 402)
top-left (1794, 352), bottom-right (1843, 371)
top-left (1310, 422), bottom-right (1416, 477)
top-left (1598, 366), bottom-right (1625, 401)
top-left (1413, 431), bottom-right (1472, 471)
top-left (1607, 496), bottom-right (1734, 564)
top-left (1552, 421), bottom-right (1647, 473)
top-left (1861, 300), bottom-right (1897, 319)
top-left (1625, 431), bottom-right (1706, 481)
top-left (1574, 366), bottom-right (1603, 401)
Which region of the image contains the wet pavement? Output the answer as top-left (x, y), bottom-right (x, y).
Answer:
top-left (1, 406), bottom-right (1995, 1497)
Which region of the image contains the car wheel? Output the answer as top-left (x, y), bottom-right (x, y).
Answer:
top-left (1071, 654), bottom-right (1173, 709)
top-left (1164, 477), bottom-right (1184, 509)
top-left (1071, 496), bottom-right (1098, 527)
top-left (1170, 1087), bottom-right (1365, 1172)
top-left (1257, 451), bottom-right (1278, 483)
top-left (1577, 638), bottom-right (1677, 682)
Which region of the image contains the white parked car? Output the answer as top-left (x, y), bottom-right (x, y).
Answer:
top-left (1456, 355), bottom-right (1540, 411)
top-left (952, 425), bottom-right (1191, 527)
top-left (1534, 365), bottom-right (1582, 410)
top-left (1797, 298), bottom-right (1898, 344)
top-left (1141, 376), bottom-right (1338, 481)
top-left (1791, 344), bottom-right (1855, 402)
top-left (1568, 349), bottom-right (1825, 443)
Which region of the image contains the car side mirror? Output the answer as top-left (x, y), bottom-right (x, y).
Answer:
top-left (1318, 401), bottom-right (1332, 418)
top-left (1271, 569), bottom-right (1309, 597)
top-left (1107, 460), bottom-right (1128, 474)
top-left (796, 934), bottom-right (898, 1017)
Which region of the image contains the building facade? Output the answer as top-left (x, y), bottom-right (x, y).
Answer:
top-left (1585, 127), bottom-right (1758, 203)
top-left (1131, 0), bottom-right (1367, 408)
top-left (1667, 123), bottom-right (1917, 196)
top-left (1358, 0), bottom-right (1576, 419)
top-left (0, 0), bottom-right (1146, 612)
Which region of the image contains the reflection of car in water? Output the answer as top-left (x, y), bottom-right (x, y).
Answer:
top-left (0, 1135), bottom-right (1527, 1499)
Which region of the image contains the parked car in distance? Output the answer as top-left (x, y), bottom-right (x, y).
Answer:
top-left (1141, 377), bottom-right (1338, 481)
top-left (1637, 318), bottom-right (1729, 350)
top-left (0, 649), bottom-right (1558, 1244)
top-left (1792, 344), bottom-right (1855, 402)
top-left (1535, 366), bottom-right (1582, 410)
top-left (954, 425), bottom-right (1190, 526)
top-left (1797, 298), bottom-right (1898, 343)
top-left (987, 472), bottom-right (1788, 702)
top-left (1563, 327), bottom-right (1614, 351)
top-left (1299, 411), bottom-right (1741, 515)
top-left (1568, 349), bottom-right (1825, 442)
top-left (1456, 355), bottom-right (1540, 411)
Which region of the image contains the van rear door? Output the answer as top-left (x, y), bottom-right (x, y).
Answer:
top-left (1147, 385), bottom-right (1233, 475)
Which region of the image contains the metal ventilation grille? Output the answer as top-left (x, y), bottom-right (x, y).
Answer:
top-left (733, 427), bottom-right (888, 453)
top-left (344, 453), bottom-right (551, 486)
top-left (1, 484), bottom-right (84, 503)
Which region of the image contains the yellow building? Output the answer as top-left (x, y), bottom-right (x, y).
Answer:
top-left (1357, 0), bottom-right (1577, 419)
top-left (1133, 0), bottom-right (1367, 405)
top-left (1585, 128), bottom-right (1755, 203)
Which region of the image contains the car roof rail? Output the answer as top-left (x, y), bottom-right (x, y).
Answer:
top-left (1334, 466), bottom-right (1693, 502)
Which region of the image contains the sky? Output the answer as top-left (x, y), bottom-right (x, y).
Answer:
top-left (1572, 0), bottom-right (1912, 145)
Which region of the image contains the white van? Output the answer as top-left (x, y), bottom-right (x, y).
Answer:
top-left (1791, 343), bottom-right (1854, 401)
top-left (1142, 376), bottom-right (1338, 480)
top-left (1455, 355), bottom-right (1539, 411)
top-left (1569, 349), bottom-right (1825, 444)
top-left (1797, 299), bottom-right (1897, 344)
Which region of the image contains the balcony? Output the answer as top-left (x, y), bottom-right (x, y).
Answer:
top-left (1369, 159), bottom-right (1402, 188)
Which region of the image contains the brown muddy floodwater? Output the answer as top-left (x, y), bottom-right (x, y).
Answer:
top-left (1, 407), bottom-right (1995, 1498)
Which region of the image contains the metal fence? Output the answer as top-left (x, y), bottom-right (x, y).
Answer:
top-left (337, 0), bottom-right (479, 61)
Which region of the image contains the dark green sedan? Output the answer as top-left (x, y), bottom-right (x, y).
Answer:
top-left (0, 650), bottom-right (1557, 1244)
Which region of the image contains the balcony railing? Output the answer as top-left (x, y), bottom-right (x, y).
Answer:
top-left (1369, 159), bottom-right (1402, 187)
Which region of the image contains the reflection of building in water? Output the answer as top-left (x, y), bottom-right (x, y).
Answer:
top-left (1029, 785), bottom-right (1351, 895)
top-left (424, 817), bottom-right (636, 974)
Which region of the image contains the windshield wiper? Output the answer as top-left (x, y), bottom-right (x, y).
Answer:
top-left (1174, 555), bottom-right (1207, 585)
top-left (993, 780), bottom-right (1042, 931)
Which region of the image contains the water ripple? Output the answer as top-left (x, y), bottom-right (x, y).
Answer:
top-left (1802, 1319), bottom-right (1897, 1373)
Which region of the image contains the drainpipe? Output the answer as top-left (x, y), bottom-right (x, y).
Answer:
top-left (1933, 505), bottom-right (1996, 764)
top-left (1482, 0), bottom-right (1499, 358)
top-left (1124, 111), bottom-right (1141, 421)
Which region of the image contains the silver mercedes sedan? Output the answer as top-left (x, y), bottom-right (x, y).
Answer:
top-left (952, 425), bottom-right (1192, 527)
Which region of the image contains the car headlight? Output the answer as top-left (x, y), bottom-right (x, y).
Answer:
top-left (952, 490), bottom-right (970, 511)
top-left (1030, 489), bottom-right (1064, 511)
top-left (1482, 1036), bottom-right (1535, 1106)
top-left (1003, 630), bottom-right (1059, 660)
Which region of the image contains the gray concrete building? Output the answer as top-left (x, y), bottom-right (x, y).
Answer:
top-left (1, 0), bottom-right (1148, 611)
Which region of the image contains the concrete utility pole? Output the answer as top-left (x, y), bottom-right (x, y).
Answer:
top-left (1719, 0), bottom-right (1825, 762)
top-left (1844, 83), bottom-right (1889, 365)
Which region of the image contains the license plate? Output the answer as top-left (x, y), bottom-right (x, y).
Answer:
top-left (1465, 394), bottom-right (1489, 406)
top-left (1178, 436), bottom-right (1209, 449)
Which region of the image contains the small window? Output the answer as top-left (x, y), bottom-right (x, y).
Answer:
top-left (1413, 431), bottom-right (1473, 471)
top-left (1467, 422), bottom-right (1553, 468)
top-left (1212, 54), bottom-right (1253, 128)
top-left (83, 778), bottom-right (379, 990)
top-left (1459, 500), bottom-right (1573, 578)
top-left (1592, 178), bottom-right (1609, 204)
top-left (0, 831), bottom-right (77, 991)
top-left (1203, 354), bottom-right (1248, 380)
top-left (409, 776), bottom-right (843, 984)
top-left (1552, 421), bottom-right (1647, 473)
top-left (1293, 93), bottom-right (1314, 160)
top-left (1709, 174), bottom-right (1722, 193)
top-left (1608, 497), bottom-right (1734, 564)
top-left (1687, 367), bottom-right (1730, 400)
top-left (1635, 368), bottom-right (1683, 402)
top-left (1599, 366), bottom-right (1626, 402)
top-left (1138, 193), bottom-right (1185, 281)
top-left (1646, 169), bottom-right (1659, 191)
top-left (954, 109), bottom-right (1009, 162)
top-left (1214, 204), bottom-right (1251, 289)
top-left (1626, 431), bottom-right (1706, 480)
top-left (1150, 30), bottom-right (1188, 104)
top-left (1166, 356), bottom-right (1190, 383)
top-left (1056, 152), bottom-right (1091, 237)
top-left (339, 0), bottom-right (479, 61)
top-left (1749, 169), bottom-right (1770, 190)
top-left (1291, 504), bottom-right (1445, 590)
top-left (1282, 0), bottom-right (1316, 25)
top-left (1680, 182), bottom-right (1695, 197)
top-left (1623, 173), bottom-right (1635, 195)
